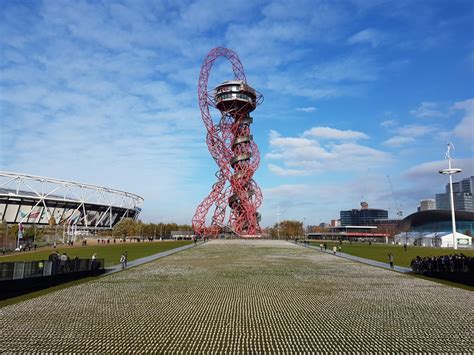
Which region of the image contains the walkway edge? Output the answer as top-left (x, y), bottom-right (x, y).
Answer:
top-left (105, 242), bottom-right (203, 275)
top-left (299, 243), bottom-right (412, 273)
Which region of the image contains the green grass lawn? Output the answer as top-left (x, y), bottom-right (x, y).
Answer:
top-left (309, 241), bottom-right (474, 268)
top-left (0, 240), bottom-right (192, 307)
top-left (0, 240), bottom-right (192, 267)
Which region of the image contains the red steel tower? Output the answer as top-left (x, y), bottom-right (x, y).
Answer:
top-left (192, 47), bottom-right (263, 238)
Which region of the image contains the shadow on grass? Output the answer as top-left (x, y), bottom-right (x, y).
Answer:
top-left (0, 275), bottom-right (99, 308)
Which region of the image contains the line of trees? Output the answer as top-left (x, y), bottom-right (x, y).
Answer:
top-left (0, 218), bottom-right (194, 248)
top-left (266, 220), bottom-right (304, 239)
top-left (108, 218), bottom-right (192, 239)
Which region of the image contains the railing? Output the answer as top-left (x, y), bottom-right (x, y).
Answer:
top-left (0, 258), bottom-right (105, 281)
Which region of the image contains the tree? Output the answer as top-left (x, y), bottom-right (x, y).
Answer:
top-left (113, 218), bottom-right (138, 238)
top-left (267, 220), bottom-right (303, 239)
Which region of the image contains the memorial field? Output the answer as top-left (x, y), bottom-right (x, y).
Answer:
top-left (0, 240), bottom-right (472, 353)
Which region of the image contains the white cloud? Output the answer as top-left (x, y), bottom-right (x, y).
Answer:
top-left (395, 124), bottom-right (438, 137)
top-left (267, 164), bottom-right (309, 176)
top-left (452, 98), bottom-right (474, 141)
top-left (381, 119), bottom-right (397, 128)
top-left (310, 56), bottom-right (378, 82)
top-left (383, 136), bottom-right (415, 147)
top-left (296, 106), bottom-right (317, 112)
top-left (382, 123), bottom-right (439, 147)
top-left (266, 128), bottom-right (391, 176)
top-left (410, 102), bottom-right (444, 118)
top-left (347, 28), bottom-right (387, 47)
top-left (403, 158), bottom-right (474, 183)
top-left (303, 126), bottom-right (369, 140)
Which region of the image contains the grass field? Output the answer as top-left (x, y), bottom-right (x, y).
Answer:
top-left (0, 240), bottom-right (192, 267)
top-left (309, 241), bottom-right (474, 267)
top-left (0, 240), bottom-right (192, 307)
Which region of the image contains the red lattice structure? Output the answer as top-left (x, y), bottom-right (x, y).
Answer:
top-left (192, 47), bottom-right (263, 238)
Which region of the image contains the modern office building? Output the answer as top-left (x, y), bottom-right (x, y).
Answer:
top-left (435, 176), bottom-right (474, 212)
top-left (340, 202), bottom-right (388, 226)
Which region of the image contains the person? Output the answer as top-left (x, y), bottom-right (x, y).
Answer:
top-left (333, 246), bottom-right (337, 255)
top-left (324, 243), bottom-right (327, 251)
top-left (319, 243), bottom-right (323, 251)
top-left (34, 243), bottom-right (37, 251)
top-left (59, 253), bottom-right (68, 273)
top-left (74, 256), bottom-right (80, 271)
top-left (91, 253), bottom-right (98, 274)
top-left (120, 253), bottom-right (126, 269)
top-left (388, 253), bottom-right (394, 269)
top-left (38, 260), bottom-right (44, 274)
top-left (2, 246), bottom-right (5, 255)
top-left (53, 242), bottom-right (56, 249)
top-left (48, 251), bottom-right (58, 273)
top-left (338, 245), bottom-right (342, 252)
top-left (403, 243), bottom-right (407, 252)
top-left (124, 251), bottom-right (128, 267)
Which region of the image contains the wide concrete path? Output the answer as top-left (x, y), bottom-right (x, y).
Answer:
top-left (1, 240), bottom-right (472, 353)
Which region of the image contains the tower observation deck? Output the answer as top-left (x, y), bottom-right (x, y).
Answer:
top-left (192, 48), bottom-right (263, 238)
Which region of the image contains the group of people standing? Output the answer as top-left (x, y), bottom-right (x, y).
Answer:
top-left (411, 253), bottom-right (472, 273)
top-left (48, 251), bottom-right (70, 273)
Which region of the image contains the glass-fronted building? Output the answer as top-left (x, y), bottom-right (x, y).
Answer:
top-left (340, 203), bottom-right (388, 226)
top-left (399, 210), bottom-right (474, 234)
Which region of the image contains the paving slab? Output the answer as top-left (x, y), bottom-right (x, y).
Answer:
top-left (0, 239), bottom-right (472, 353)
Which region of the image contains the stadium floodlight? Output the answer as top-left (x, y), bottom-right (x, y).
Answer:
top-left (438, 142), bottom-right (462, 250)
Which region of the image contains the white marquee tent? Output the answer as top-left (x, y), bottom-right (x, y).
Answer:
top-left (394, 231), bottom-right (472, 248)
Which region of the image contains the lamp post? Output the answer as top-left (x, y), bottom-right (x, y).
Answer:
top-left (439, 142), bottom-right (462, 250)
top-left (302, 217), bottom-right (306, 239)
top-left (276, 205), bottom-right (281, 239)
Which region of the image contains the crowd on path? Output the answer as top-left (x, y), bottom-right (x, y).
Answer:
top-left (411, 254), bottom-right (473, 273)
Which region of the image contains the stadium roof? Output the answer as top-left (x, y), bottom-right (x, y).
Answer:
top-left (399, 210), bottom-right (474, 231)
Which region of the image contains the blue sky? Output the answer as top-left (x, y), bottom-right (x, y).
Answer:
top-left (1, 0), bottom-right (473, 226)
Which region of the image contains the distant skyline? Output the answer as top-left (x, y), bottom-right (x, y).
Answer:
top-left (1, 0), bottom-right (473, 226)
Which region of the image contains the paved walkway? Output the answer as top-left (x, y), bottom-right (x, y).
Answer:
top-left (106, 241), bottom-right (203, 274)
top-left (299, 242), bottom-right (412, 273)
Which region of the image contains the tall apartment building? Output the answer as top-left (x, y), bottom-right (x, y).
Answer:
top-left (418, 199), bottom-right (436, 211)
top-left (435, 176), bottom-right (474, 212)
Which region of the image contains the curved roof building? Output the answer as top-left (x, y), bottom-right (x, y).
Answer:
top-left (0, 171), bottom-right (143, 229)
top-left (399, 210), bottom-right (474, 233)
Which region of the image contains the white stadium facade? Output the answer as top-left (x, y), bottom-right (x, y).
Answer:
top-left (0, 171), bottom-right (143, 235)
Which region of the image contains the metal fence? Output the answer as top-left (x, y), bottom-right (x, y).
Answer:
top-left (0, 258), bottom-right (104, 281)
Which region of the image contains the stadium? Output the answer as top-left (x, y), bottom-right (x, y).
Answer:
top-left (0, 171), bottom-right (143, 239)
